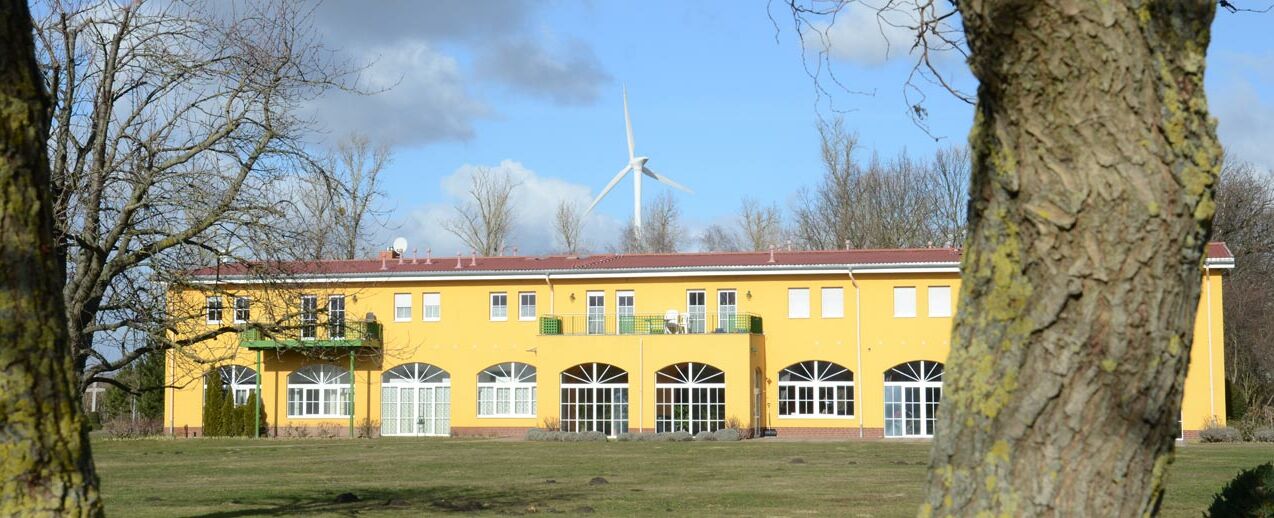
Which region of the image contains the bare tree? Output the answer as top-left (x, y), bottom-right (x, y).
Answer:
top-left (34, 0), bottom-right (355, 391)
top-left (0, 0), bottom-right (101, 512)
top-left (616, 191), bottom-right (683, 253)
top-left (737, 197), bottom-right (785, 251)
top-left (699, 224), bottom-right (741, 252)
top-left (792, 117), bottom-right (859, 250)
top-left (554, 199), bottom-right (584, 254)
top-left (444, 167), bottom-right (518, 256)
top-left (297, 133), bottom-right (391, 260)
top-left (927, 146), bottom-right (970, 247)
top-left (785, 1), bottom-right (1225, 514)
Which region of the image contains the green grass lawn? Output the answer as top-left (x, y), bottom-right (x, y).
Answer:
top-left (92, 438), bottom-right (1273, 517)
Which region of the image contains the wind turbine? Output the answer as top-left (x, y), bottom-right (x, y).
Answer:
top-left (585, 87), bottom-right (693, 237)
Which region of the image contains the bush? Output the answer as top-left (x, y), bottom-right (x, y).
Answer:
top-left (1252, 428), bottom-right (1274, 443)
top-left (665, 431), bottom-right (693, 442)
top-left (713, 428), bottom-right (742, 441)
top-left (694, 431), bottom-right (715, 441)
top-left (102, 417), bottom-right (163, 438)
top-left (526, 429), bottom-right (607, 442)
top-left (1200, 425), bottom-right (1243, 443)
top-left (1207, 462), bottom-right (1274, 517)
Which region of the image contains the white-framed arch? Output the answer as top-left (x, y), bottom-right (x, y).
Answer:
top-left (560, 363), bottom-right (629, 436)
top-left (287, 364), bottom-right (351, 418)
top-left (210, 365), bottom-right (258, 406)
top-left (655, 362), bottom-right (726, 434)
top-left (381, 363), bottom-right (451, 436)
top-left (477, 362), bottom-right (537, 417)
top-left (778, 360), bottom-right (854, 418)
top-left (883, 360), bottom-right (944, 438)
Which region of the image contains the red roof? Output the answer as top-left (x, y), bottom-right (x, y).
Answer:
top-left (191, 242), bottom-right (1233, 279)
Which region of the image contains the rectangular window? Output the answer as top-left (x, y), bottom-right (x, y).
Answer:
top-left (928, 286), bottom-right (952, 317)
top-left (586, 291), bottom-right (605, 335)
top-left (894, 287), bottom-right (917, 318)
top-left (490, 292), bottom-right (508, 321)
top-left (617, 291), bottom-right (635, 334)
top-left (687, 290), bottom-right (706, 333)
top-left (788, 288), bottom-right (810, 318)
top-left (394, 293), bottom-right (411, 322)
top-left (300, 295), bottom-right (317, 340)
top-left (328, 295), bottom-right (346, 339)
top-left (821, 287), bottom-right (844, 318)
top-left (519, 292), bottom-right (536, 321)
top-left (233, 297), bottom-right (250, 323)
top-left (717, 289), bottom-right (737, 331)
top-left (422, 293), bottom-right (441, 321)
top-left (206, 296), bottom-right (223, 324)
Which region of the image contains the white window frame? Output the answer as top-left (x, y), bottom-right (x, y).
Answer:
top-left (477, 362), bottom-right (537, 418)
top-left (206, 296), bottom-right (223, 324)
top-left (560, 363), bottom-right (629, 437)
top-left (393, 293), bottom-right (412, 322)
top-left (717, 289), bottom-right (737, 332)
top-left (286, 365), bottom-right (352, 418)
top-left (381, 363), bottom-right (451, 437)
top-left (518, 292), bottom-right (537, 321)
top-left (788, 288), bottom-right (810, 319)
top-left (884, 361), bottom-right (943, 438)
top-left (893, 287), bottom-right (917, 318)
top-left (616, 290), bottom-right (635, 335)
top-left (777, 361), bottom-right (854, 419)
top-left (233, 296), bottom-right (250, 324)
top-left (686, 290), bottom-right (707, 334)
top-left (655, 362), bottom-right (726, 434)
top-left (928, 286), bottom-right (952, 317)
top-left (213, 365), bottom-right (259, 406)
top-left (490, 292), bottom-right (508, 321)
top-left (586, 291), bottom-right (606, 335)
top-left (821, 287), bottom-right (844, 318)
top-left (422, 292), bottom-right (441, 322)
top-left (328, 295), bottom-right (346, 340)
top-left (300, 295), bottom-right (317, 340)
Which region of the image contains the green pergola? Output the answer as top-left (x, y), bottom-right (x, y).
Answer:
top-left (238, 322), bottom-right (383, 438)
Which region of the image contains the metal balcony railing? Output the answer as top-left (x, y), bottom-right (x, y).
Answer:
top-left (539, 312), bottom-right (762, 336)
top-left (239, 320), bottom-right (383, 349)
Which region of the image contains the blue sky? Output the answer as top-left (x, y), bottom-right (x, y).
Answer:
top-left (304, 1), bottom-right (1274, 255)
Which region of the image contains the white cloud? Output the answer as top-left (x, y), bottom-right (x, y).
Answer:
top-left (1215, 80), bottom-right (1274, 171)
top-left (395, 161), bottom-right (623, 255)
top-left (804, 1), bottom-right (963, 68)
top-left (306, 42), bottom-right (489, 146)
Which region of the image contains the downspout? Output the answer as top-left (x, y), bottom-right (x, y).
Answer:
top-left (349, 350), bottom-right (356, 438)
top-left (545, 274), bottom-right (554, 314)
top-left (170, 350), bottom-right (176, 436)
top-left (640, 338), bottom-right (645, 433)
top-left (848, 267), bottom-right (863, 439)
top-left (1205, 266), bottom-right (1215, 419)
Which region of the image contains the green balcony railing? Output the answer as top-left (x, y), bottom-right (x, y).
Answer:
top-left (239, 320), bottom-right (383, 350)
top-left (539, 312), bottom-right (761, 336)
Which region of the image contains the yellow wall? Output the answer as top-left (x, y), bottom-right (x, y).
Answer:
top-left (164, 267), bottom-right (1227, 437)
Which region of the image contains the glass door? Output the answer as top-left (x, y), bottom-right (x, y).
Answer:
top-left (617, 291), bottom-right (635, 334)
top-left (686, 290), bottom-right (706, 334)
top-left (587, 291), bottom-right (605, 334)
top-left (717, 289), bottom-right (737, 332)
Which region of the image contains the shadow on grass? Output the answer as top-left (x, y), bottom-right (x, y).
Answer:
top-left (188, 485), bottom-right (588, 517)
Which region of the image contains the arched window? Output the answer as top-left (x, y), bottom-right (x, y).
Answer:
top-left (212, 365), bottom-right (258, 406)
top-left (778, 361), bottom-right (854, 418)
top-left (883, 361), bottom-right (943, 438)
top-left (381, 363), bottom-right (450, 437)
top-left (560, 363), bottom-right (628, 436)
top-left (287, 364), bottom-right (351, 418)
top-left (655, 362), bottom-right (725, 434)
top-left (477, 362), bottom-right (536, 417)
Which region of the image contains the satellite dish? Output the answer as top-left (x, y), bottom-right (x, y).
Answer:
top-left (392, 237), bottom-right (408, 254)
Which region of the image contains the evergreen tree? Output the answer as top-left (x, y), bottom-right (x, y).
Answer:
top-left (221, 393), bottom-right (237, 437)
top-left (203, 370), bottom-right (223, 437)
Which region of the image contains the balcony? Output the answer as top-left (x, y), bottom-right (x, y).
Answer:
top-left (539, 312), bottom-right (762, 336)
top-left (238, 321), bottom-right (383, 350)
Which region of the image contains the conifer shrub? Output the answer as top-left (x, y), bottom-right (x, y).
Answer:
top-left (203, 370), bottom-right (224, 436)
top-left (1207, 462), bottom-right (1274, 517)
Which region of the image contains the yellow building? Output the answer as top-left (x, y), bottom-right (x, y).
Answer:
top-left (164, 243), bottom-right (1233, 440)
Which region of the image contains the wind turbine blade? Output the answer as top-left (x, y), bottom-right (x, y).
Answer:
top-left (623, 86), bottom-right (635, 160)
top-left (642, 166), bottom-right (694, 194)
top-left (585, 165), bottom-right (633, 214)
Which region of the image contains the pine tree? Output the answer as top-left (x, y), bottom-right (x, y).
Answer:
top-left (203, 370), bottom-right (223, 437)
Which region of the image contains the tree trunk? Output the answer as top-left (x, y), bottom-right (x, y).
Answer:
top-left (0, 1), bottom-right (103, 515)
top-left (925, 2), bottom-right (1219, 516)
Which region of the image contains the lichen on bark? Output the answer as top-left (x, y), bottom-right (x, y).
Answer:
top-left (925, 1), bottom-right (1220, 516)
top-left (0, 0), bottom-right (103, 515)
